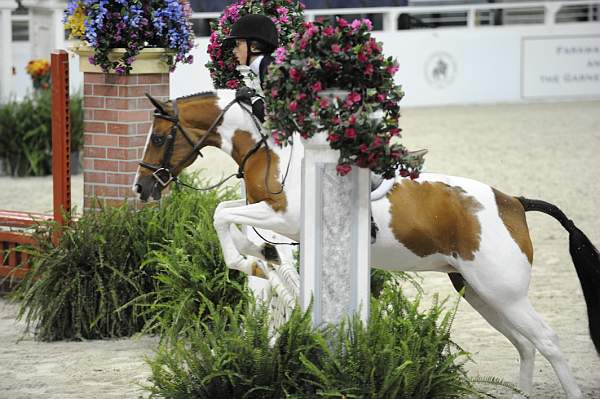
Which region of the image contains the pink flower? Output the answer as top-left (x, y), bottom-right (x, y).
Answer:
top-left (345, 128), bottom-right (357, 139)
top-left (373, 136), bottom-right (382, 147)
top-left (311, 81), bottom-right (322, 92)
top-left (387, 64), bottom-right (399, 75)
top-left (276, 6), bottom-right (288, 15)
top-left (305, 24), bottom-right (319, 38)
top-left (274, 47), bottom-right (287, 64)
top-left (328, 134), bottom-right (340, 142)
top-left (362, 19), bottom-right (373, 31)
top-left (290, 68), bottom-right (301, 82)
top-left (319, 98), bottom-right (330, 108)
top-left (279, 15), bottom-right (289, 24)
top-left (226, 79), bottom-right (238, 89)
top-left (331, 44), bottom-right (341, 54)
top-left (337, 18), bottom-right (349, 28)
top-left (299, 39), bottom-right (308, 50)
top-left (348, 114), bottom-right (357, 124)
top-left (273, 131), bottom-right (282, 146)
top-left (377, 93), bottom-right (386, 103)
top-left (271, 88), bottom-right (279, 98)
top-left (289, 101), bottom-right (298, 112)
top-left (323, 26), bottom-right (335, 37)
top-left (336, 164), bottom-right (352, 176)
top-left (351, 19), bottom-right (362, 31)
top-left (297, 93), bottom-right (307, 101)
top-left (345, 92), bottom-right (362, 107)
top-left (357, 52), bottom-right (368, 63)
top-left (359, 144), bottom-right (369, 153)
top-left (364, 64), bottom-right (374, 76)
top-left (390, 127), bottom-right (401, 136)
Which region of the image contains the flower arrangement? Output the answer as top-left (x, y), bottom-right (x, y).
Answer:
top-left (26, 59), bottom-right (51, 90)
top-left (63, 0), bottom-right (195, 75)
top-left (264, 19), bottom-right (424, 179)
top-left (206, 0), bottom-right (306, 89)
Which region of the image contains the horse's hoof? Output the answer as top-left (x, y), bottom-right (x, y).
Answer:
top-left (261, 244), bottom-right (281, 264)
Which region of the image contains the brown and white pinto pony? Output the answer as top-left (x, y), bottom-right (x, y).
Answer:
top-left (134, 91), bottom-right (600, 399)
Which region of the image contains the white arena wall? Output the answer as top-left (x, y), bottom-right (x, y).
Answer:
top-left (172, 22), bottom-right (600, 106)
top-left (9, 7), bottom-right (600, 106)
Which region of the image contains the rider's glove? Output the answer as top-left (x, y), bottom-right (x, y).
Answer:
top-left (235, 87), bottom-right (256, 105)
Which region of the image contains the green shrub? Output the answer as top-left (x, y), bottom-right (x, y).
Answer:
top-left (128, 176), bottom-right (246, 342)
top-left (0, 91), bottom-right (83, 176)
top-left (146, 286), bottom-right (503, 399)
top-left (12, 173), bottom-right (244, 341)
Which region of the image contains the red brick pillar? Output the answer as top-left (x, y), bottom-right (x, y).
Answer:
top-left (82, 72), bottom-right (169, 209)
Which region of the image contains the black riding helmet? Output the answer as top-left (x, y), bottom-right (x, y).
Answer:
top-left (224, 14), bottom-right (279, 54)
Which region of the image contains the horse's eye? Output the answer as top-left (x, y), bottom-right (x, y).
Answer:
top-left (151, 134), bottom-right (165, 147)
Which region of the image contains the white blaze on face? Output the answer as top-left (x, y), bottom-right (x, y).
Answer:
top-left (132, 122), bottom-right (155, 197)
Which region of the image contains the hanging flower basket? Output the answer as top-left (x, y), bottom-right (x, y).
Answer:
top-left (206, 0), bottom-right (306, 89)
top-left (264, 19), bottom-right (424, 179)
top-left (63, 0), bottom-right (195, 75)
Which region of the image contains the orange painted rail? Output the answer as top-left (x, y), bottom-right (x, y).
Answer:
top-left (1, 50), bottom-right (71, 280)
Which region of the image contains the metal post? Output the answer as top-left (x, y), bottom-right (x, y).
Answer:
top-left (51, 50), bottom-right (71, 225)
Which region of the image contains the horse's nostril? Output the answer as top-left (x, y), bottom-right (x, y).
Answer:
top-left (135, 184), bottom-right (142, 193)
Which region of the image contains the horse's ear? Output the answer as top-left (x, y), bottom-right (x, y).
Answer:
top-left (145, 93), bottom-right (168, 115)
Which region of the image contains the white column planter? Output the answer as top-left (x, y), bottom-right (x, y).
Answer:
top-left (22, 0), bottom-right (67, 59)
top-left (0, 0), bottom-right (18, 102)
top-left (300, 132), bottom-right (371, 326)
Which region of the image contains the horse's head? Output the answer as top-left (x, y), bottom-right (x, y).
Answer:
top-left (134, 93), bottom-right (223, 201)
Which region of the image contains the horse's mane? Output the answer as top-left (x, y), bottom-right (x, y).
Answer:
top-left (175, 91), bottom-right (217, 102)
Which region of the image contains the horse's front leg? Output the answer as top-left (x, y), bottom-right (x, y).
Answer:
top-left (213, 201), bottom-right (290, 274)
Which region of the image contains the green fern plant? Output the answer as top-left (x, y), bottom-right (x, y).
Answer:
top-left (11, 172), bottom-right (244, 341)
top-left (146, 285), bottom-right (519, 398)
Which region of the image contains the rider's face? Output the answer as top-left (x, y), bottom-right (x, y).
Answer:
top-left (233, 39), bottom-right (248, 65)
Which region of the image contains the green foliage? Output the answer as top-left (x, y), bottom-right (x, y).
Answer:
top-left (0, 91), bottom-right (83, 176)
top-left (127, 175), bottom-right (246, 342)
top-left (146, 286), bottom-right (507, 399)
top-left (13, 206), bottom-right (156, 340)
top-left (12, 173), bottom-right (244, 341)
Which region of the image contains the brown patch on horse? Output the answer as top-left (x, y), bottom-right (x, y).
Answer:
top-left (251, 263), bottom-right (267, 279)
top-left (232, 130), bottom-right (287, 213)
top-left (492, 188), bottom-right (534, 264)
top-left (178, 95), bottom-right (222, 131)
top-left (387, 180), bottom-right (483, 260)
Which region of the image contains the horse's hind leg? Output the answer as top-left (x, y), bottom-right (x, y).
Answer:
top-left (448, 274), bottom-right (535, 398)
top-left (458, 262), bottom-right (582, 399)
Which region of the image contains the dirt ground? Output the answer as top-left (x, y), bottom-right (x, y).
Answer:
top-left (0, 100), bottom-right (599, 398)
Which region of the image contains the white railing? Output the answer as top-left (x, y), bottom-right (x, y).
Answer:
top-left (190, 0), bottom-right (598, 34)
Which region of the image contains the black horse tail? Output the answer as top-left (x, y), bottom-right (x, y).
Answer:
top-left (517, 196), bottom-right (600, 354)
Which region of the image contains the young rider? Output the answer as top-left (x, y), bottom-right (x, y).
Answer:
top-left (225, 14), bottom-right (278, 122)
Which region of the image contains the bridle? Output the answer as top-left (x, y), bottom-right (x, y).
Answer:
top-left (139, 95), bottom-right (274, 192)
top-left (140, 93), bottom-right (299, 247)
top-left (139, 97), bottom-right (241, 188)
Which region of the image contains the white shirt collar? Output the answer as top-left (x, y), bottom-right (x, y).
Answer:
top-left (249, 55), bottom-right (264, 76)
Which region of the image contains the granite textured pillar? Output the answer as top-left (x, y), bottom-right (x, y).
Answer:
top-left (301, 133), bottom-right (371, 326)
